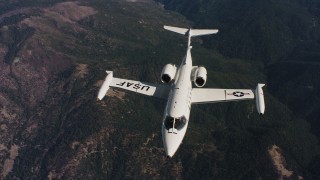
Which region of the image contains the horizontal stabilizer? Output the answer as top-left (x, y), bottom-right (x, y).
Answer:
top-left (190, 29), bottom-right (219, 37)
top-left (164, 26), bottom-right (188, 35)
top-left (164, 25), bottom-right (218, 37)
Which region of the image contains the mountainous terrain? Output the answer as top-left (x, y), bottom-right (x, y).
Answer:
top-left (0, 0), bottom-right (319, 179)
top-left (157, 0), bottom-right (320, 141)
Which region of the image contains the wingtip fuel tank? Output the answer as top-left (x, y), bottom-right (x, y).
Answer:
top-left (97, 71), bottom-right (113, 100)
top-left (255, 83), bottom-right (265, 115)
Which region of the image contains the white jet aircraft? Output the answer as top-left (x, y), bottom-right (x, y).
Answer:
top-left (97, 25), bottom-right (266, 158)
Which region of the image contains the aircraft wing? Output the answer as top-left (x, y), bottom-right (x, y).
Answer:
top-left (109, 77), bottom-right (171, 100)
top-left (191, 88), bottom-right (254, 104)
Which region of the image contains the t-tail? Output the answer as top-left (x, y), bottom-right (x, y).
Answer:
top-left (164, 25), bottom-right (218, 47)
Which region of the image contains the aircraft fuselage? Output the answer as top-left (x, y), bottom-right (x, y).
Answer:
top-left (97, 25), bottom-right (265, 158)
top-left (162, 47), bottom-right (193, 157)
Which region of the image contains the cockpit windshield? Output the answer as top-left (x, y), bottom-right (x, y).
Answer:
top-left (164, 116), bottom-right (186, 130)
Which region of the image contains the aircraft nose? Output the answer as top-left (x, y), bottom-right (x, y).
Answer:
top-left (166, 144), bottom-right (178, 158)
top-left (163, 129), bottom-right (181, 158)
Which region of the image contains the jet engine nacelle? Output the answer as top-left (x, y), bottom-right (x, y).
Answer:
top-left (255, 83), bottom-right (265, 115)
top-left (194, 66), bottom-right (207, 87)
top-left (161, 64), bottom-right (177, 83)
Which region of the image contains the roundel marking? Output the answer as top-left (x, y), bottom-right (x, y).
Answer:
top-left (233, 91), bottom-right (244, 97)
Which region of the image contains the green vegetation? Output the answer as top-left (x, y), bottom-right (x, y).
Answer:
top-left (157, 0), bottom-right (320, 63)
top-left (2, 26), bottom-right (35, 64)
top-left (155, 0), bottom-right (320, 178)
top-left (1, 0), bottom-right (319, 179)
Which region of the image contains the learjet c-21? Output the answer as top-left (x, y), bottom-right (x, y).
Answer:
top-left (97, 25), bottom-right (266, 158)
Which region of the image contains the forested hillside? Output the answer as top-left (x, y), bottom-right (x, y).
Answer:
top-left (0, 0), bottom-right (319, 179)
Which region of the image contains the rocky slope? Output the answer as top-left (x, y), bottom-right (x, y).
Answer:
top-left (0, 1), bottom-right (189, 178)
top-left (0, 0), bottom-right (319, 179)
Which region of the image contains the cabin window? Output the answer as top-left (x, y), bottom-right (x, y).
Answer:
top-left (174, 116), bottom-right (186, 130)
top-left (164, 116), bottom-right (186, 130)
